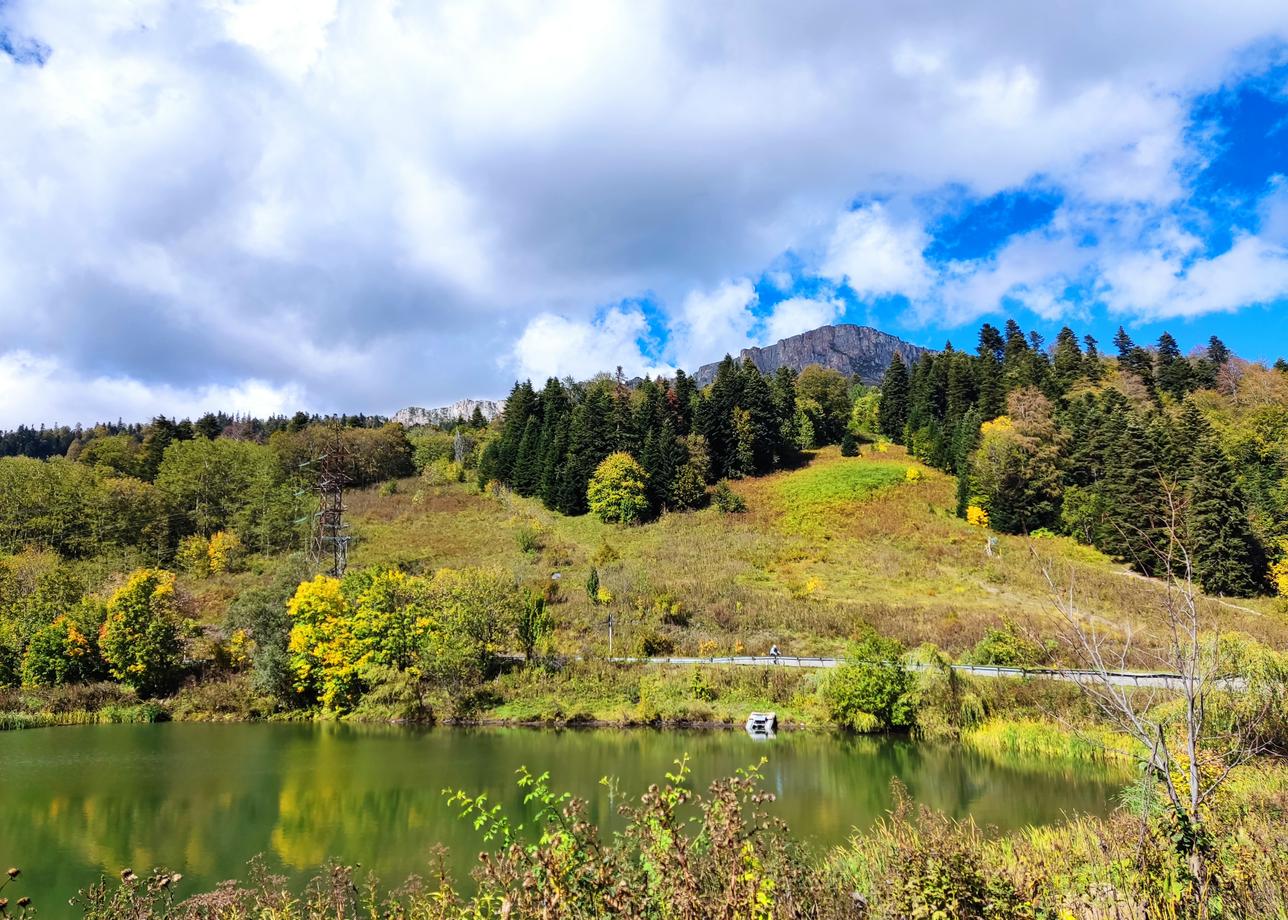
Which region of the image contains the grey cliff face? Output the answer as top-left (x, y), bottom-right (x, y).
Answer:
top-left (392, 398), bottom-right (501, 427)
top-left (692, 324), bottom-right (931, 386)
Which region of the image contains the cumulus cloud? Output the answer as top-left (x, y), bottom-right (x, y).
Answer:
top-left (0, 351), bottom-right (304, 426)
top-left (510, 306), bottom-right (661, 383)
top-left (821, 205), bottom-right (933, 299)
top-left (3, 0), bottom-right (1288, 425)
top-left (668, 279), bottom-right (759, 370)
top-left (762, 295), bottom-right (846, 343)
top-left (1101, 233), bottom-right (1288, 319)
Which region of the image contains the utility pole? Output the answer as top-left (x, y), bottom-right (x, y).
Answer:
top-left (310, 424), bottom-right (350, 577)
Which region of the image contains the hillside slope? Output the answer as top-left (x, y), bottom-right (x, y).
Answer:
top-left (345, 447), bottom-right (1286, 664)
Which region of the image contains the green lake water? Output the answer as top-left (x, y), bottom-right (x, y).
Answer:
top-left (0, 723), bottom-right (1127, 913)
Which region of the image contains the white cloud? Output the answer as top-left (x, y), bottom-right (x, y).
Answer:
top-left (762, 295), bottom-right (845, 343)
top-left (509, 306), bottom-right (660, 383)
top-left (669, 279), bottom-right (759, 369)
top-left (821, 205), bottom-right (932, 299)
top-left (1101, 233), bottom-right (1288, 319)
top-left (3, 0), bottom-right (1288, 423)
top-left (0, 350), bottom-right (305, 427)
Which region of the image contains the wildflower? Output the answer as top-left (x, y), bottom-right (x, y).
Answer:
top-left (4, 869), bottom-right (16, 879)
top-left (15, 899), bottom-right (28, 909)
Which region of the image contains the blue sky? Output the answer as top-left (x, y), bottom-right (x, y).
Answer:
top-left (2, 2), bottom-right (1288, 425)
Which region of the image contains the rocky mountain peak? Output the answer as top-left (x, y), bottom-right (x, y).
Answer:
top-left (692, 324), bottom-right (931, 386)
top-left (392, 398), bottom-right (501, 428)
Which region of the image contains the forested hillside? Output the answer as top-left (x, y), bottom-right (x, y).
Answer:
top-left (479, 320), bottom-right (1287, 599)
top-left (878, 322), bottom-right (1287, 597)
top-left (2, 318), bottom-right (1287, 726)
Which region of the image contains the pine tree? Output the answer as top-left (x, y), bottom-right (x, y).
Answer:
top-left (512, 416), bottom-right (541, 496)
top-left (877, 353), bottom-right (910, 442)
top-left (1082, 335), bottom-right (1103, 383)
top-left (539, 414), bottom-right (570, 507)
top-left (739, 359), bottom-right (779, 473)
top-left (840, 430), bottom-right (859, 457)
top-left (1100, 416), bottom-right (1167, 575)
top-left (1052, 326), bottom-right (1083, 393)
top-left (1188, 437), bottom-right (1265, 597)
top-left (586, 567), bottom-right (600, 603)
top-left (1155, 332), bottom-right (1192, 400)
top-left (975, 325), bottom-right (1006, 418)
top-left (698, 356), bottom-right (739, 478)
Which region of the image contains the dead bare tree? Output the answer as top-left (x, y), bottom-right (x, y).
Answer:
top-left (1037, 481), bottom-right (1274, 891)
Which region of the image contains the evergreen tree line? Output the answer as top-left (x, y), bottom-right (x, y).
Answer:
top-left (876, 319), bottom-right (1284, 596)
top-left (478, 358), bottom-right (810, 518)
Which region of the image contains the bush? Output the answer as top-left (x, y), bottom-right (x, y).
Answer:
top-left (967, 624), bottom-right (1046, 668)
top-left (651, 591), bottom-right (689, 627)
top-left (515, 523), bottom-right (544, 555)
top-left (833, 782), bottom-right (1029, 919)
top-left (822, 632), bottom-right (915, 731)
top-left (19, 601), bottom-right (107, 687)
top-left (175, 534), bottom-right (211, 577)
top-left (634, 626), bottom-right (675, 657)
top-left (207, 530), bottom-right (244, 574)
top-left (712, 480), bottom-right (746, 513)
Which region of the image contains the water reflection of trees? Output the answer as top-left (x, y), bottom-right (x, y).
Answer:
top-left (0, 724), bottom-right (1127, 907)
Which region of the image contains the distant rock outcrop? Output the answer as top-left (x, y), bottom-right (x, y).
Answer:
top-left (693, 324), bottom-right (931, 386)
top-left (392, 399), bottom-right (501, 428)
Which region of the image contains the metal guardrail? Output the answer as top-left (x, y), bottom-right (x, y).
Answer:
top-left (605, 656), bottom-right (1246, 691)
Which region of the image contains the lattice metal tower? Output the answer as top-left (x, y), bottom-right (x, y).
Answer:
top-left (310, 425), bottom-right (351, 577)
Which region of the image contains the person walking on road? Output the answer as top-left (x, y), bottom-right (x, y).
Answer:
top-left (769, 643), bottom-right (780, 661)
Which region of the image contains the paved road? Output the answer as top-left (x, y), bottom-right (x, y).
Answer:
top-left (607, 656), bottom-right (1246, 691)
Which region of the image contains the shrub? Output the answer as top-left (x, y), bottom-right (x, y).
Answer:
top-left (651, 591), bottom-right (689, 627)
top-left (712, 480), bottom-right (747, 513)
top-left (20, 604), bottom-right (107, 687)
top-left (833, 782), bottom-right (1029, 919)
top-left (515, 523), bottom-right (544, 555)
top-left (905, 466), bottom-right (923, 482)
top-left (840, 430), bottom-right (859, 457)
top-left (207, 530), bottom-right (244, 574)
top-left (175, 534), bottom-right (211, 577)
top-left (968, 624), bottom-right (1046, 668)
top-left (378, 479), bottom-right (399, 496)
top-left (423, 457), bottom-right (464, 485)
top-left (1272, 539), bottom-right (1288, 600)
top-left (822, 632), bottom-right (914, 731)
top-left (635, 626), bottom-right (674, 657)
top-left (966, 505), bottom-right (990, 528)
top-left (591, 542), bottom-right (619, 566)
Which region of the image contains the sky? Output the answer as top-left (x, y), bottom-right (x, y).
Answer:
top-left (3, 1), bottom-right (1288, 427)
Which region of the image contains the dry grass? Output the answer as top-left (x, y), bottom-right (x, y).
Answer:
top-left (340, 447), bottom-right (1288, 665)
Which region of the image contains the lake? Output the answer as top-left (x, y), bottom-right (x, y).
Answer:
top-left (0, 723), bottom-right (1126, 912)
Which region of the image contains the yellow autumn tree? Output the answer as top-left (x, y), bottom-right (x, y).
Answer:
top-left (287, 575), bottom-right (363, 712)
top-left (207, 530), bottom-right (244, 574)
top-left (587, 452), bottom-right (649, 524)
top-left (1272, 539), bottom-right (1288, 600)
top-left (99, 569), bottom-right (184, 697)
